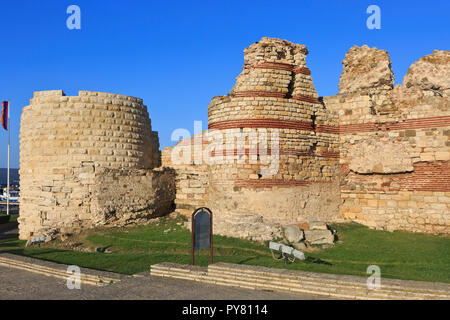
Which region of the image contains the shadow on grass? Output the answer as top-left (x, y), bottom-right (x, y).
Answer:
top-left (235, 256), bottom-right (260, 264)
top-left (305, 256), bottom-right (332, 266)
top-left (3, 248), bottom-right (66, 257)
top-left (95, 245), bottom-right (113, 252)
top-left (0, 242), bottom-right (20, 249)
top-left (0, 222), bottom-right (18, 231)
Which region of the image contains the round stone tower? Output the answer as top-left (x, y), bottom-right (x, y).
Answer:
top-left (19, 90), bottom-right (161, 239)
top-left (207, 37), bottom-right (340, 225)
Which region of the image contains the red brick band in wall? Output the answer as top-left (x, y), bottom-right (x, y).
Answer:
top-left (291, 94), bottom-right (321, 104)
top-left (316, 151), bottom-right (340, 158)
top-left (233, 91), bottom-right (321, 104)
top-left (293, 67), bottom-right (311, 75)
top-left (340, 116), bottom-right (450, 134)
top-left (233, 91), bottom-right (287, 98)
top-left (250, 62), bottom-right (294, 72)
top-left (343, 161), bottom-right (450, 192)
top-left (316, 124), bottom-right (340, 134)
top-left (208, 118), bottom-right (339, 135)
top-left (249, 62), bottom-right (312, 75)
top-left (208, 118), bottom-right (313, 131)
top-left (209, 148), bottom-right (339, 158)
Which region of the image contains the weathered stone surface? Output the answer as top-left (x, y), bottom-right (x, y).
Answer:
top-left (91, 167), bottom-right (175, 227)
top-left (243, 37), bottom-right (308, 66)
top-left (158, 37), bottom-right (344, 242)
top-left (324, 44), bottom-right (450, 236)
top-left (348, 141), bottom-right (414, 174)
top-left (309, 221), bottom-right (328, 231)
top-left (292, 242), bottom-right (307, 250)
top-left (172, 39), bottom-right (450, 237)
top-left (19, 90), bottom-right (168, 239)
top-left (339, 45), bottom-right (394, 94)
top-left (403, 50), bottom-right (450, 93)
top-left (184, 212), bottom-right (282, 243)
top-left (283, 225), bottom-right (304, 243)
top-left (304, 230), bottom-right (334, 245)
top-left (18, 38), bottom-right (450, 242)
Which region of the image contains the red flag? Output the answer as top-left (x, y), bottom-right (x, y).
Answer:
top-left (1, 101), bottom-right (8, 131)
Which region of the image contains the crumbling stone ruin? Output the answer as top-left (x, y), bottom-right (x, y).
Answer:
top-left (164, 37), bottom-right (340, 241)
top-left (283, 217), bottom-right (336, 250)
top-left (19, 91), bottom-right (175, 240)
top-left (325, 47), bottom-right (449, 234)
top-left (338, 45), bottom-right (394, 94)
top-left (165, 38), bottom-right (449, 240)
top-left (18, 38), bottom-right (449, 242)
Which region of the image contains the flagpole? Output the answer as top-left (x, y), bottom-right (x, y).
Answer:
top-left (6, 100), bottom-right (10, 216)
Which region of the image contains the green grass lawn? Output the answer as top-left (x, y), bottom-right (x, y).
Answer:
top-left (0, 215), bottom-right (449, 283)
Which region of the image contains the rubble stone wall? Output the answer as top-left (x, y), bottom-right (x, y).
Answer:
top-left (19, 40), bottom-right (449, 241)
top-left (19, 90), bottom-right (167, 239)
top-left (161, 134), bottom-right (209, 217)
top-left (207, 38), bottom-right (340, 226)
top-left (92, 166), bottom-right (175, 226)
top-left (164, 40), bottom-right (449, 237)
top-left (324, 47), bottom-right (450, 234)
top-left (162, 38), bottom-right (341, 240)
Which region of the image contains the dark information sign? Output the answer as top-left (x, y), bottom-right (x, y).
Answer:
top-left (191, 207), bottom-right (213, 265)
top-left (194, 210), bottom-right (211, 250)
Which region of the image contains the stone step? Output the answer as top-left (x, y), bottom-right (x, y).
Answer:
top-left (152, 268), bottom-right (404, 300)
top-left (207, 272), bottom-right (369, 297)
top-left (0, 256), bottom-right (119, 286)
top-left (208, 265), bottom-right (362, 286)
top-left (208, 264), bottom-right (450, 297)
top-left (207, 272), bottom-right (447, 300)
top-left (150, 262), bottom-right (450, 300)
top-left (150, 269), bottom-right (210, 283)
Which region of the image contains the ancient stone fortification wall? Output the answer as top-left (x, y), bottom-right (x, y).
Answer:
top-left (324, 47), bottom-right (450, 234)
top-left (164, 40), bottom-right (449, 238)
top-left (22, 40), bottom-right (446, 241)
top-left (161, 133), bottom-right (209, 217)
top-left (162, 38), bottom-right (341, 241)
top-left (207, 37), bottom-right (340, 227)
top-left (19, 90), bottom-right (171, 239)
top-left (91, 166), bottom-right (175, 226)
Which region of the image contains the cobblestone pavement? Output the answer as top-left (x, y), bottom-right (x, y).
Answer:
top-left (0, 265), bottom-right (326, 300)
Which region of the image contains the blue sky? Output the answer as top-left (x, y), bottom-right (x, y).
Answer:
top-left (0, 0), bottom-right (448, 168)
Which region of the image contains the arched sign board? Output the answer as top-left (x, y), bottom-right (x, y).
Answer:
top-left (191, 207), bottom-right (213, 265)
